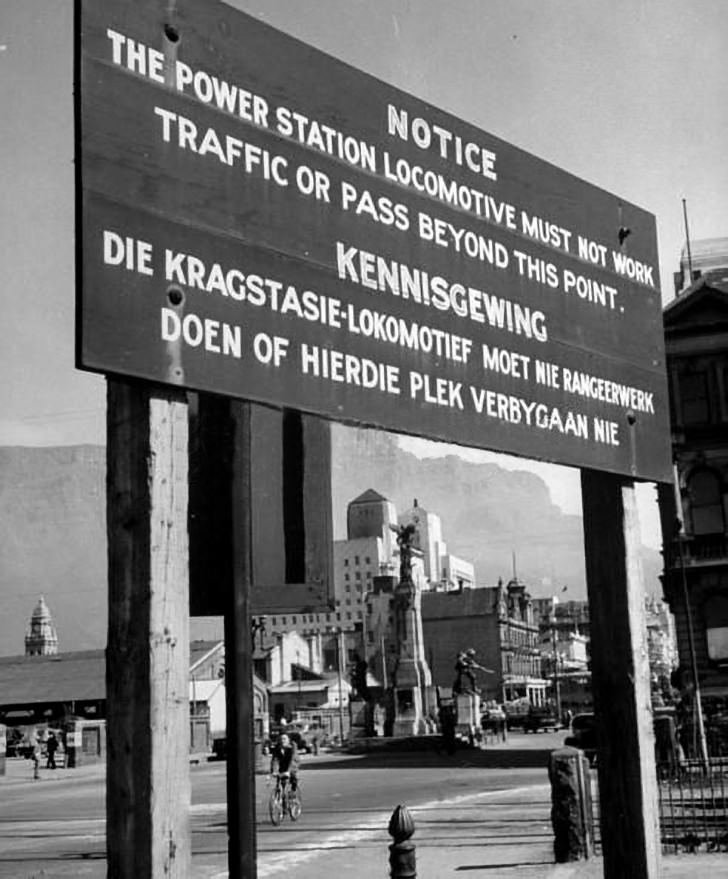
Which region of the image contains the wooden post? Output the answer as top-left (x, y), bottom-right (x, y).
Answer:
top-left (189, 398), bottom-right (333, 876)
top-left (106, 379), bottom-right (191, 879)
top-left (225, 400), bottom-right (257, 878)
top-left (581, 469), bottom-right (660, 878)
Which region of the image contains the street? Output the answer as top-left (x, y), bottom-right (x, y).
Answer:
top-left (0, 733), bottom-right (563, 879)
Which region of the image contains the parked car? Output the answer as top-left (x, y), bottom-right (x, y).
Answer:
top-left (5, 728), bottom-right (30, 758)
top-left (6, 728), bottom-right (41, 759)
top-left (564, 712), bottom-right (597, 764)
top-left (523, 705), bottom-right (560, 733)
top-left (210, 737), bottom-right (227, 761)
top-left (503, 699), bottom-right (531, 730)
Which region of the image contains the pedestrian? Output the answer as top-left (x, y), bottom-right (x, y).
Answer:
top-left (31, 736), bottom-right (41, 780)
top-left (45, 731), bottom-right (59, 769)
top-left (439, 703), bottom-right (457, 754)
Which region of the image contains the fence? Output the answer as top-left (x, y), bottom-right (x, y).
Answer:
top-left (586, 758), bottom-right (728, 855)
top-left (657, 758), bottom-right (728, 853)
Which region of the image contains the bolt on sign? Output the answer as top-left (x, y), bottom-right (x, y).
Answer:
top-left (75, 0), bottom-right (672, 482)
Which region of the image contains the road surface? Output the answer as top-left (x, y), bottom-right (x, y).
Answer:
top-left (0, 733), bottom-right (565, 878)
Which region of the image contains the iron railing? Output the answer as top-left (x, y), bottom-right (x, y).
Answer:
top-left (657, 758), bottom-right (728, 853)
top-left (588, 758), bottom-right (728, 855)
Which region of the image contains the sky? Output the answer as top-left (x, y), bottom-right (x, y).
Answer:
top-left (2, 0), bottom-right (728, 549)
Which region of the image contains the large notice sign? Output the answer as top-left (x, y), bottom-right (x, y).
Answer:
top-left (76, 0), bottom-right (672, 481)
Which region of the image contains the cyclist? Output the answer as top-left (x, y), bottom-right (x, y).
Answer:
top-left (270, 732), bottom-right (300, 791)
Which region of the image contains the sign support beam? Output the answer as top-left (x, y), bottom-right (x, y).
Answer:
top-left (106, 378), bottom-right (191, 878)
top-left (224, 399), bottom-right (258, 877)
top-left (581, 468), bottom-right (660, 878)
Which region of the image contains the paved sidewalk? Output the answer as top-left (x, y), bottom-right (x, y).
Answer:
top-left (413, 837), bottom-right (727, 879)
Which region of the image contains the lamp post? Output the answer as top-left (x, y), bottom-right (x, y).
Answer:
top-left (295, 649), bottom-right (301, 713)
top-left (676, 532), bottom-right (709, 766)
top-left (673, 466), bottom-right (709, 767)
top-left (327, 626), bottom-right (346, 743)
top-left (337, 629), bottom-right (345, 743)
top-left (552, 620), bottom-right (562, 722)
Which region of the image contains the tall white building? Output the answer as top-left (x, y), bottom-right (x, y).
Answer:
top-left (673, 236), bottom-right (728, 295)
top-left (264, 489), bottom-right (476, 679)
top-left (266, 490), bottom-right (399, 632)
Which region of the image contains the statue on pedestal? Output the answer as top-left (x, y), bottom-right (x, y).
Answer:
top-left (453, 648), bottom-right (493, 695)
top-left (390, 522), bottom-right (417, 647)
top-left (391, 522), bottom-right (416, 581)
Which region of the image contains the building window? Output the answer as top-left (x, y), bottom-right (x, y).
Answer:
top-left (344, 573), bottom-right (350, 581)
top-left (365, 556), bottom-right (371, 564)
top-left (355, 555), bottom-right (360, 564)
top-left (679, 371), bottom-right (710, 424)
top-left (344, 558), bottom-right (349, 566)
top-left (705, 594), bottom-right (728, 662)
top-left (689, 469), bottom-right (724, 535)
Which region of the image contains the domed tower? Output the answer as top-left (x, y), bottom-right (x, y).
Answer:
top-left (25, 596), bottom-right (58, 656)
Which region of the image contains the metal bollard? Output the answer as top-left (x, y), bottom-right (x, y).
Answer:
top-left (388, 804), bottom-right (416, 878)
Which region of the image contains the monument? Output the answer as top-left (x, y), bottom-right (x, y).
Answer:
top-left (452, 648), bottom-right (494, 740)
top-left (389, 524), bottom-right (434, 736)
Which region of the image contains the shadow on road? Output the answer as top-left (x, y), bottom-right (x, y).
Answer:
top-left (454, 862), bottom-right (553, 871)
top-left (304, 747), bottom-right (554, 771)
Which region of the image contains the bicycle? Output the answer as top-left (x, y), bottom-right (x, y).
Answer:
top-left (268, 772), bottom-right (302, 825)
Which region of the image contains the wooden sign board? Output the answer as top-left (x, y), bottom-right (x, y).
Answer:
top-left (76, 0), bottom-right (672, 482)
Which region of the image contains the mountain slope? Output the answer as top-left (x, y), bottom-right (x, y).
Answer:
top-left (0, 432), bottom-right (663, 656)
top-left (0, 445), bottom-right (107, 656)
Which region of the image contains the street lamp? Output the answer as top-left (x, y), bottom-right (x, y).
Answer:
top-left (326, 627), bottom-right (346, 743)
top-left (551, 619), bottom-right (562, 721)
top-left (676, 529), bottom-right (709, 766)
top-left (337, 629), bottom-right (346, 743)
top-left (295, 649), bottom-right (301, 713)
top-left (673, 466), bottom-right (709, 767)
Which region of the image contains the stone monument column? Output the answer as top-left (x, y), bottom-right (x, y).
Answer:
top-left (390, 525), bottom-right (433, 736)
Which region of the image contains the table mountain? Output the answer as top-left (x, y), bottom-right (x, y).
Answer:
top-left (0, 431), bottom-right (663, 655)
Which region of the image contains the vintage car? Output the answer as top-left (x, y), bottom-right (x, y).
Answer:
top-left (522, 705), bottom-right (560, 733)
top-left (266, 722), bottom-right (326, 754)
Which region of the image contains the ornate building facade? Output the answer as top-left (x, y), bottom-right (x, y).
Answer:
top-left (421, 577), bottom-right (547, 705)
top-left (659, 243), bottom-right (728, 749)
